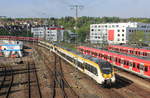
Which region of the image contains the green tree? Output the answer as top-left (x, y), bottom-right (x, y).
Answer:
top-left (128, 31), bottom-right (145, 45)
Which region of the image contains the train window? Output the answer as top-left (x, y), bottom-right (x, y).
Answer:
top-left (144, 66), bottom-right (148, 72)
top-left (118, 59), bottom-right (121, 63)
top-left (85, 64), bottom-right (90, 71)
top-left (143, 53), bottom-right (147, 56)
top-left (100, 62), bottom-right (112, 74)
top-left (136, 51), bottom-right (138, 54)
top-left (93, 67), bottom-right (98, 76)
top-left (91, 67), bottom-right (94, 73)
top-left (121, 60), bottom-right (124, 64)
top-left (138, 52), bottom-right (140, 55)
top-left (101, 54), bottom-right (104, 58)
top-left (126, 61), bottom-right (129, 65)
top-left (66, 55), bottom-right (73, 62)
top-left (129, 61), bottom-right (132, 66)
top-left (115, 58), bottom-right (117, 62)
top-left (133, 62), bottom-right (136, 68)
top-left (137, 64), bottom-right (140, 69)
top-left (123, 60), bottom-right (126, 65)
top-left (99, 54), bottom-right (101, 57)
top-left (92, 52), bottom-right (94, 55)
top-left (77, 61), bottom-right (84, 69)
top-left (105, 55), bottom-right (108, 59)
top-left (139, 64), bottom-right (144, 70)
top-left (94, 53), bottom-right (97, 56)
top-left (85, 64), bottom-right (98, 75)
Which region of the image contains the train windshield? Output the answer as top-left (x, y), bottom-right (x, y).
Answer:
top-left (100, 62), bottom-right (112, 74)
top-left (89, 57), bottom-right (113, 74)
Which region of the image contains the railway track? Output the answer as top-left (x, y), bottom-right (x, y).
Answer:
top-left (36, 45), bottom-right (150, 98)
top-left (0, 65), bottom-right (14, 98)
top-left (53, 55), bottom-right (78, 98)
top-left (27, 60), bottom-right (42, 98)
top-left (36, 47), bottom-right (79, 98)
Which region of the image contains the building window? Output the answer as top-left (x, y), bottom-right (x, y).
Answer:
top-left (118, 34), bottom-right (120, 36)
top-left (118, 39), bottom-right (120, 41)
top-left (129, 30), bottom-right (131, 32)
top-left (122, 39), bottom-right (124, 41)
top-left (122, 34), bottom-right (124, 36)
top-left (91, 29), bottom-right (94, 31)
top-left (98, 29), bottom-right (101, 31)
top-left (116, 25), bottom-right (119, 27)
top-left (118, 30), bottom-right (120, 32)
top-left (122, 29), bottom-right (125, 32)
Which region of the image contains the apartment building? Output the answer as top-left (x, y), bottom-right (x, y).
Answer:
top-left (90, 22), bottom-right (150, 44)
top-left (31, 26), bottom-right (64, 42)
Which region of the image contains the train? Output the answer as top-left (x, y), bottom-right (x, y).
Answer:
top-left (38, 41), bottom-right (116, 85)
top-left (78, 46), bottom-right (150, 79)
top-left (107, 45), bottom-right (150, 57)
top-left (0, 36), bottom-right (39, 41)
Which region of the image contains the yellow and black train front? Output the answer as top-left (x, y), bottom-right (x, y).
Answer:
top-left (99, 61), bottom-right (115, 85)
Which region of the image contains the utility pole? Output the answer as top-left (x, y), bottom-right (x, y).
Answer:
top-left (70, 4), bottom-right (84, 89)
top-left (70, 5), bottom-right (84, 43)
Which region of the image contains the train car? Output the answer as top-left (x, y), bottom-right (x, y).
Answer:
top-left (107, 45), bottom-right (150, 57)
top-left (0, 44), bottom-right (23, 57)
top-left (78, 46), bottom-right (150, 79)
top-left (0, 36), bottom-right (39, 42)
top-left (38, 41), bottom-right (116, 85)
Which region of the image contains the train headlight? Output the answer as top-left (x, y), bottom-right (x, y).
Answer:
top-left (103, 74), bottom-right (112, 79)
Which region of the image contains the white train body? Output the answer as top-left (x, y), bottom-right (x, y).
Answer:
top-left (38, 41), bottom-right (116, 85)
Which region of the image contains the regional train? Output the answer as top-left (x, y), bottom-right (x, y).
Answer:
top-left (38, 41), bottom-right (116, 85)
top-left (107, 45), bottom-right (150, 57)
top-left (78, 46), bottom-right (150, 79)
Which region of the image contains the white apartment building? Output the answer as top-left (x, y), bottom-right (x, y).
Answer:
top-left (31, 26), bottom-right (64, 42)
top-left (31, 27), bottom-right (45, 38)
top-left (90, 22), bottom-right (150, 44)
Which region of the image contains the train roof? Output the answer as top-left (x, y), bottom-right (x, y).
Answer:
top-left (84, 55), bottom-right (93, 59)
top-left (89, 57), bottom-right (107, 63)
top-left (109, 50), bottom-right (150, 61)
top-left (78, 46), bottom-right (150, 66)
top-left (109, 45), bottom-right (150, 53)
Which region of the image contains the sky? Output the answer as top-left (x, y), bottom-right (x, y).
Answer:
top-left (0, 0), bottom-right (150, 18)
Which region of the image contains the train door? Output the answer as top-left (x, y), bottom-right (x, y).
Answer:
top-left (109, 55), bottom-right (113, 63)
top-left (143, 52), bottom-right (147, 56)
top-left (129, 60), bottom-right (133, 70)
top-left (77, 60), bottom-right (84, 71)
top-left (132, 62), bottom-right (140, 73)
top-left (143, 65), bottom-right (150, 77)
top-left (123, 60), bottom-right (130, 69)
top-left (115, 57), bottom-right (120, 66)
top-left (139, 63), bottom-right (144, 75)
top-left (107, 55), bottom-right (110, 62)
top-left (120, 58), bottom-right (124, 67)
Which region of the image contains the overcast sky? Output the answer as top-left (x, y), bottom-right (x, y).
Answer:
top-left (0, 0), bottom-right (149, 18)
